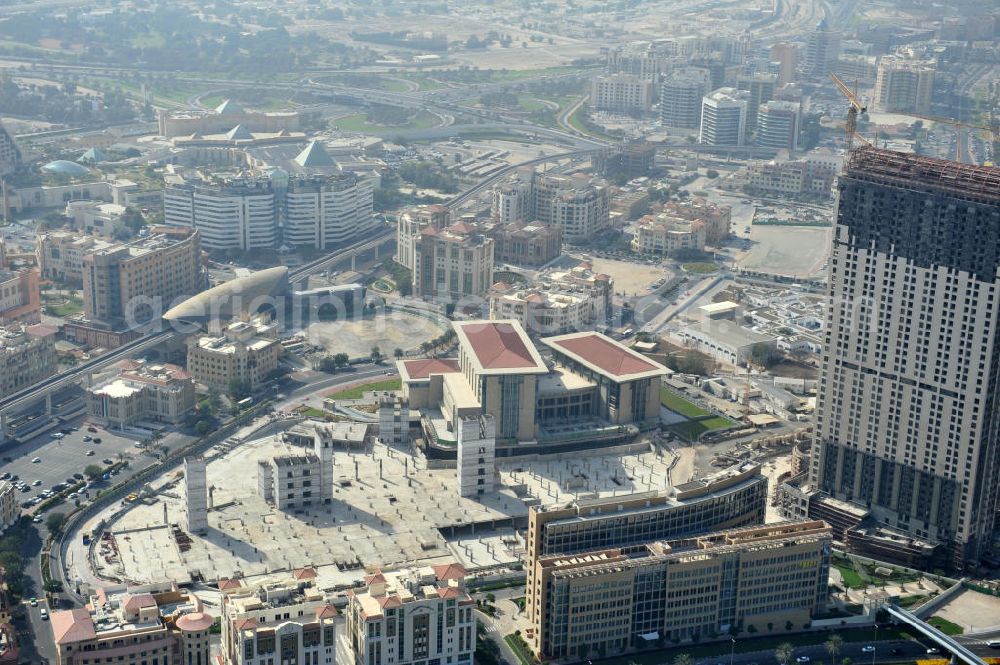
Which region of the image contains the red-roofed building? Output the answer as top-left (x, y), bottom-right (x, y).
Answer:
top-left (452, 320), bottom-right (547, 441)
top-left (347, 563), bottom-right (475, 665)
top-left (542, 331), bottom-right (667, 427)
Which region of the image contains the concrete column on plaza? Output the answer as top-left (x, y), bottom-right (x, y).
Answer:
top-left (184, 456), bottom-right (208, 533)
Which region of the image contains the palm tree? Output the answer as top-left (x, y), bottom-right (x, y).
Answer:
top-left (775, 643), bottom-right (794, 665)
top-left (825, 635), bottom-right (843, 664)
top-left (394, 347), bottom-right (404, 359)
top-left (673, 654), bottom-right (693, 665)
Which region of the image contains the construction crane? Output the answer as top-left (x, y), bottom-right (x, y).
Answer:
top-left (830, 73), bottom-right (872, 150)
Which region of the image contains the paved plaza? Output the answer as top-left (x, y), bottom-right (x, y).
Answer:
top-left (65, 419), bottom-right (731, 589)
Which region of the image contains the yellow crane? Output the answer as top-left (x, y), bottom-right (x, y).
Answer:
top-left (830, 73), bottom-right (872, 150)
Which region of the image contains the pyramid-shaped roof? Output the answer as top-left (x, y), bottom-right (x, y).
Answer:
top-left (226, 124), bottom-right (254, 141)
top-left (294, 140), bottom-right (337, 168)
top-left (215, 99), bottom-right (245, 115)
top-left (79, 147), bottom-right (107, 164)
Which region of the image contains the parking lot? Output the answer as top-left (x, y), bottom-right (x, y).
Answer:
top-left (0, 416), bottom-right (153, 510)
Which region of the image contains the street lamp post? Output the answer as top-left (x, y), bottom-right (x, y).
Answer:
top-left (872, 623), bottom-right (878, 665)
top-left (731, 637), bottom-right (737, 665)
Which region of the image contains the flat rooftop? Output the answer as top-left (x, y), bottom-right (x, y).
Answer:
top-left (542, 331), bottom-right (667, 382)
top-left (453, 320), bottom-right (547, 374)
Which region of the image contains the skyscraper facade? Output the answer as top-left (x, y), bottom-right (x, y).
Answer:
top-left (809, 148), bottom-right (1000, 567)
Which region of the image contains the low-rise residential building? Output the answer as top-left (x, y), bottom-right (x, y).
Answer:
top-left (631, 214), bottom-right (706, 254)
top-left (590, 73), bottom-right (655, 114)
top-left (489, 285), bottom-right (601, 335)
top-left (490, 260), bottom-right (613, 335)
top-left (489, 221), bottom-right (562, 268)
top-left (50, 583), bottom-right (212, 665)
top-left (530, 521), bottom-right (832, 659)
top-left (257, 453), bottom-right (333, 510)
top-left (659, 199), bottom-right (732, 245)
top-left (746, 154), bottom-right (839, 198)
top-left (0, 481), bottom-right (16, 536)
top-left (186, 318), bottom-right (281, 392)
top-left (220, 574), bottom-right (339, 665)
top-left (87, 361), bottom-right (195, 428)
top-left (0, 324), bottom-right (56, 398)
top-left (346, 563), bottom-right (475, 665)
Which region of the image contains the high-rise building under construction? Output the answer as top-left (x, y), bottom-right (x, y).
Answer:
top-left (804, 148), bottom-right (1000, 567)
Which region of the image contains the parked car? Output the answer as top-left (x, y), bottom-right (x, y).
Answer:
top-left (86, 450), bottom-right (95, 456)
top-left (87, 426), bottom-right (98, 433)
top-left (93, 438), bottom-right (102, 444)
top-left (31, 456), bottom-right (41, 463)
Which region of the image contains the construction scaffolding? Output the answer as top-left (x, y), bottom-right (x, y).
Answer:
top-left (845, 145), bottom-right (1000, 204)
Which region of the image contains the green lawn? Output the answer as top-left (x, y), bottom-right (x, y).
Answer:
top-left (325, 378), bottom-right (401, 401)
top-left (504, 633), bottom-right (536, 665)
top-left (397, 74), bottom-right (448, 90)
top-left (298, 407), bottom-right (329, 418)
top-left (660, 388), bottom-right (710, 418)
top-left (41, 294), bottom-right (83, 317)
top-left (833, 562), bottom-right (866, 589)
top-left (332, 110), bottom-right (441, 133)
top-left (130, 32), bottom-right (166, 48)
top-left (682, 262), bottom-right (720, 274)
top-left (666, 416), bottom-right (736, 442)
top-left (927, 616), bottom-right (963, 636)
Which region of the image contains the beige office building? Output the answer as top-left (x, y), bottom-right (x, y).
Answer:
top-left (347, 563), bottom-right (475, 665)
top-left (187, 318), bottom-right (281, 392)
top-left (412, 223), bottom-right (495, 301)
top-left (530, 521), bottom-right (832, 659)
top-left (82, 228), bottom-right (203, 327)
